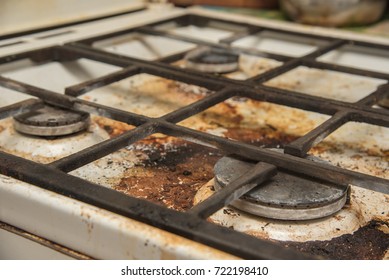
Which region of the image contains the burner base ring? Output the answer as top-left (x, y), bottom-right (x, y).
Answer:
top-left (214, 154), bottom-right (349, 221)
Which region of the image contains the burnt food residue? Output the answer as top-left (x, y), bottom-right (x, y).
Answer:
top-left (279, 220), bottom-right (389, 260)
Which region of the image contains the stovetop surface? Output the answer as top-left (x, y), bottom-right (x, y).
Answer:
top-left (0, 7), bottom-right (388, 260)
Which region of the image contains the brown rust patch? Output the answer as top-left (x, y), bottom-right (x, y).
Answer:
top-left (83, 74), bottom-right (210, 119)
top-left (224, 127), bottom-right (298, 147)
top-left (180, 97), bottom-right (327, 149)
top-left (278, 220), bottom-right (389, 259)
top-left (245, 229), bottom-right (270, 240)
top-left (92, 116), bottom-right (134, 138)
top-left (114, 136), bottom-right (223, 211)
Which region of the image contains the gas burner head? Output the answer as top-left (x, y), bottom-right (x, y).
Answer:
top-left (13, 105), bottom-right (90, 137)
top-left (214, 151), bottom-right (349, 221)
top-left (185, 48), bottom-right (239, 74)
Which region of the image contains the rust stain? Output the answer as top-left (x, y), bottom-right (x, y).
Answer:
top-left (180, 98), bottom-right (326, 147)
top-left (105, 90), bottom-right (329, 213)
top-left (278, 220), bottom-right (389, 260)
top-left (114, 136), bottom-right (222, 211)
top-left (81, 74), bottom-right (211, 120)
top-left (224, 127), bottom-right (298, 147)
top-left (112, 109), bottom-right (303, 211)
top-left (333, 215), bottom-right (345, 221)
top-left (244, 229), bottom-right (270, 240)
top-left (175, 55), bottom-right (282, 81)
top-left (80, 207), bottom-right (94, 237)
top-left (92, 116), bottom-right (134, 138)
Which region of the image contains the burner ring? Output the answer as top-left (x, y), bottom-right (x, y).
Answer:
top-left (13, 105), bottom-right (90, 137)
top-left (214, 151), bottom-right (349, 220)
top-left (185, 48), bottom-right (239, 74)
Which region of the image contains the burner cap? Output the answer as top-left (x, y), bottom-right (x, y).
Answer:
top-left (185, 48), bottom-right (239, 74)
top-left (13, 105), bottom-right (90, 137)
top-left (214, 152), bottom-right (349, 220)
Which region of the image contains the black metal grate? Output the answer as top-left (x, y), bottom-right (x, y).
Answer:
top-left (0, 13), bottom-right (388, 259)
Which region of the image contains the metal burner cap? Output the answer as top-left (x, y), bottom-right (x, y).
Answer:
top-left (185, 48), bottom-right (239, 74)
top-left (13, 105), bottom-right (90, 137)
top-left (214, 153), bottom-right (349, 220)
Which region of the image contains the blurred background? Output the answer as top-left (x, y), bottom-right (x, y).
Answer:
top-left (171, 0), bottom-right (389, 36)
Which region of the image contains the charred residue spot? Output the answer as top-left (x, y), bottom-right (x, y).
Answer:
top-left (223, 208), bottom-right (240, 217)
top-left (279, 220), bottom-right (389, 259)
top-left (184, 99), bottom-right (305, 148)
top-left (224, 127), bottom-right (298, 148)
top-left (115, 137), bottom-right (223, 211)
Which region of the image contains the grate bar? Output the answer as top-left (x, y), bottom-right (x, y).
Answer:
top-left (49, 122), bottom-right (157, 172)
top-left (284, 111), bottom-right (351, 157)
top-left (304, 39), bottom-right (347, 58)
top-left (60, 45), bottom-right (389, 127)
top-left (65, 66), bottom-right (140, 97)
top-left (0, 76), bottom-right (75, 108)
top-left (189, 162), bottom-right (277, 219)
top-left (135, 26), bottom-right (292, 61)
top-left (302, 59), bottom-right (389, 81)
top-left (156, 49), bottom-right (191, 63)
top-left (219, 27), bottom-right (263, 45)
top-left (160, 122), bottom-right (389, 194)
top-left (249, 39), bottom-right (347, 83)
top-left (62, 44), bottom-right (227, 91)
top-left (0, 76), bottom-right (151, 126)
top-left (74, 99), bottom-right (151, 126)
top-left (162, 87), bottom-right (236, 123)
top-left (356, 83), bottom-right (389, 106)
top-left (0, 99), bottom-right (43, 120)
top-left (0, 150), bottom-right (312, 260)
top-left (254, 86), bottom-right (389, 121)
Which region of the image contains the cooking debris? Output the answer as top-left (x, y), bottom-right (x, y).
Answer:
top-left (115, 136), bottom-right (223, 211)
top-left (279, 220), bottom-right (389, 260)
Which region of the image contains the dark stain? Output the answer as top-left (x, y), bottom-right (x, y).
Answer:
top-left (115, 137), bottom-right (223, 211)
top-left (225, 127), bottom-right (298, 148)
top-left (278, 220), bottom-right (389, 259)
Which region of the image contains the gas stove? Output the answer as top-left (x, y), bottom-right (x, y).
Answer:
top-left (0, 3), bottom-right (388, 260)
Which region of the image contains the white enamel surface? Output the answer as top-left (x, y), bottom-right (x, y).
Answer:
top-left (265, 66), bottom-right (386, 102)
top-left (94, 33), bottom-right (195, 61)
top-left (0, 89), bottom-right (33, 107)
top-left (0, 229), bottom-right (74, 260)
top-left (0, 175), bottom-right (236, 260)
top-left (233, 31), bottom-right (325, 57)
top-left (318, 45), bottom-right (389, 74)
top-left (170, 25), bottom-right (234, 43)
top-left (1, 59), bottom-right (120, 94)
